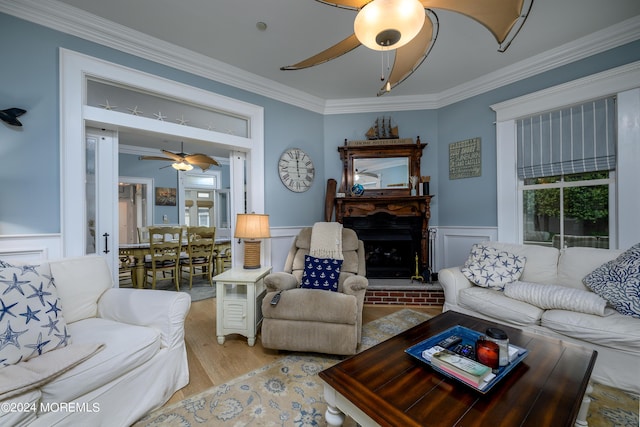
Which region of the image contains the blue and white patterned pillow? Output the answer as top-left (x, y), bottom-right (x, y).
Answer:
top-left (0, 261), bottom-right (70, 367)
top-left (300, 255), bottom-right (343, 292)
top-left (461, 244), bottom-right (526, 290)
top-left (583, 243), bottom-right (640, 318)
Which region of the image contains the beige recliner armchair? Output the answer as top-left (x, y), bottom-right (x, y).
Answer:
top-left (261, 226), bottom-right (369, 355)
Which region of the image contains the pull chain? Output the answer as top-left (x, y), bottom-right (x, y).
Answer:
top-left (379, 43), bottom-right (392, 92)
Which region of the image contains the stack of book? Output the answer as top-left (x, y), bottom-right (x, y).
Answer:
top-left (431, 349), bottom-right (495, 387)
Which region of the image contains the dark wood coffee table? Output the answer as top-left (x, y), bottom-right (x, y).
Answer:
top-left (319, 311), bottom-right (596, 427)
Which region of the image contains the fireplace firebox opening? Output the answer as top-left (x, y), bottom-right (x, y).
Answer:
top-left (344, 213), bottom-right (422, 279)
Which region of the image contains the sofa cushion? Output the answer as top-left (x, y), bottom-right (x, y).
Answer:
top-left (0, 342), bottom-right (103, 400)
top-left (0, 388), bottom-right (40, 426)
top-left (557, 247), bottom-right (624, 291)
top-left (301, 255), bottom-right (342, 292)
top-left (483, 242), bottom-right (560, 284)
top-left (49, 256), bottom-right (113, 323)
top-left (542, 309), bottom-right (640, 353)
top-left (461, 244), bottom-right (525, 290)
top-left (0, 261), bottom-right (70, 366)
top-left (262, 288), bottom-right (356, 324)
top-left (40, 317), bottom-right (160, 404)
top-left (504, 281), bottom-right (607, 316)
top-left (458, 287), bottom-right (544, 326)
top-left (583, 243), bottom-right (640, 318)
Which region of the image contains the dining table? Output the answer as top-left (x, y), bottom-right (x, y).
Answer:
top-left (119, 238), bottom-right (231, 288)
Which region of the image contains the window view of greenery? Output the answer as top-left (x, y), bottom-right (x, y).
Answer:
top-left (523, 172), bottom-right (610, 249)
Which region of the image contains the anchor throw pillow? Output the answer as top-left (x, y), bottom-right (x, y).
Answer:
top-left (300, 255), bottom-right (343, 292)
top-left (0, 260), bottom-right (70, 367)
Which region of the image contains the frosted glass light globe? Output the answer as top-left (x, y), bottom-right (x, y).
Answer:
top-left (354, 0), bottom-right (425, 51)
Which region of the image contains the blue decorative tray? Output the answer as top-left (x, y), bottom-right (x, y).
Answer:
top-left (405, 325), bottom-right (528, 393)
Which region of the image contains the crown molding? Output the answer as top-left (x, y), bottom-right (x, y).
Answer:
top-left (491, 60), bottom-right (640, 121)
top-left (2, 0), bottom-right (639, 114)
top-left (0, 0), bottom-right (327, 114)
top-left (434, 15), bottom-right (640, 108)
top-left (323, 93), bottom-right (440, 115)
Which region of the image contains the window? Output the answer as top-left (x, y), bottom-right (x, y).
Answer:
top-left (522, 172), bottom-right (613, 248)
top-left (184, 191), bottom-right (214, 227)
top-left (516, 97), bottom-right (616, 249)
top-left (493, 64), bottom-right (640, 249)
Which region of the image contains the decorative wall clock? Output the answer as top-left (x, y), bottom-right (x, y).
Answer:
top-left (278, 148), bottom-right (315, 193)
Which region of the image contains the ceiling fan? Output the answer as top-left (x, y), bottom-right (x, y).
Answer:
top-left (139, 142), bottom-right (220, 171)
top-left (281, 0), bottom-right (534, 96)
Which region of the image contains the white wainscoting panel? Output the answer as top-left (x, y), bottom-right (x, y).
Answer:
top-left (0, 234), bottom-right (63, 262)
top-left (436, 227), bottom-right (498, 271)
top-left (267, 227), bottom-right (303, 272)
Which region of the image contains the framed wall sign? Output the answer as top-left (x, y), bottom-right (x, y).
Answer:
top-left (449, 138), bottom-right (481, 180)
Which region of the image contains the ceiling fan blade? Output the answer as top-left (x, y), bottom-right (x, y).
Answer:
top-left (378, 11), bottom-right (439, 96)
top-left (421, 0), bottom-right (533, 51)
top-left (139, 155), bottom-right (173, 162)
top-left (190, 162), bottom-right (215, 172)
top-left (185, 153), bottom-right (220, 167)
top-left (314, 0), bottom-right (369, 11)
top-left (281, 34), bottom-right (361, 70)
top-left (161, 150), bottom-right (185, 162)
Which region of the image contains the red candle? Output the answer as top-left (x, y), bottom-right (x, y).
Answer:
top-left (476, 337), bottom-right (500, 369)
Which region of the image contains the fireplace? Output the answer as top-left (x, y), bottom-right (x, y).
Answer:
top-left (344, 213), bottom-right (422, 278)
top-left (335, 194), bottom-right (432, 279)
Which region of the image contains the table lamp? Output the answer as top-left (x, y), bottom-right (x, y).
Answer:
top-left (234, 213), bottom-right (270, 269)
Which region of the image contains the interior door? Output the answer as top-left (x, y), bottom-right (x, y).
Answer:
top-left (86, 128), bottom-right (118, 282)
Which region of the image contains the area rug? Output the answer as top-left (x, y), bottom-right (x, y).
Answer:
top-left (153, 278), bottom-right (216, 302)
top-left (134, 309), bottom-right (639, 426)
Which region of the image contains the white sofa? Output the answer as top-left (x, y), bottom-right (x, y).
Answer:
top-left (439, 242), bottom-right (640, 395)
top-left (0, 255), bottom-right (191, 426)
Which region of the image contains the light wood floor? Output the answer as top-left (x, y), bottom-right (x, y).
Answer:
top-left (163, 298), bottom-right (443, 406)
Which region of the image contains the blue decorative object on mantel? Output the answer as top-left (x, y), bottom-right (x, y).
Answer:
top-left (351, 183), bottom-right (365, 196)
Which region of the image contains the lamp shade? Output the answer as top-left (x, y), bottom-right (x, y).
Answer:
top-left (354, 0), bottom-right (425, 51)
top-left (234, 213), bottom-right (271, 239)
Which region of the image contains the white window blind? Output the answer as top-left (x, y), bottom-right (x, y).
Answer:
top-left (516, 97), bottom-right (616, 179)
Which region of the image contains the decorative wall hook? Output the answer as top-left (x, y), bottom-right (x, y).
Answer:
top-left (1, 108), bottom-right (27, 127)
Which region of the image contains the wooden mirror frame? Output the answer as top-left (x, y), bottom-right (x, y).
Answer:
top-left (338, 137), bottom-right (427, 197)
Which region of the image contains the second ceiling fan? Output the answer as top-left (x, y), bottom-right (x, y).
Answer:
top-left (139, 142), bottom-right (220, 172)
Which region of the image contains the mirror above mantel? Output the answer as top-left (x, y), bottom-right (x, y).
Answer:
top-left (338, 138), bottom-right (427, 197)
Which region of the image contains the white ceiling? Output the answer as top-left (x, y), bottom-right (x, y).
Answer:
top-left (55, 0), bottom-right (640, 100)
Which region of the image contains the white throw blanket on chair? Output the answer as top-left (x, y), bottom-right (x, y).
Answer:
top-left (310, 222), bottom-right (344, 260)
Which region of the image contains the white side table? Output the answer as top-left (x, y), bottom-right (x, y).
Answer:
top-left (214, 266), bottom-right (272, 346)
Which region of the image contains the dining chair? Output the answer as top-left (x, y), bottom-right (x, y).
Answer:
top-left (144, 226), bottom-right (183, 290)
top-left (137, 226), bottom-right (150, 243)
top-left (118, 253), bottom-right (137, 288)
top-left (181, 226), bottom-right (216, 288)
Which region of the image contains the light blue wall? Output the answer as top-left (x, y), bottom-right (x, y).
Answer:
top-left (0, 12), bottom-right (325, 233)
top-left (323, 110), bottom-right (440, 223)
top-left (1, 11), bottom-right (639, 235)
top-left (436, 39), bottom-right (640, 226)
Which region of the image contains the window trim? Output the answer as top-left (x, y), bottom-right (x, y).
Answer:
top-left (492, 60), bottom-right (640, 248)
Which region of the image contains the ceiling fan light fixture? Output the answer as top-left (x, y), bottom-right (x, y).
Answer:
top-left (354, 0), bottom-right (425, 51)
top-left (171, 161), bottom-right (193, 171)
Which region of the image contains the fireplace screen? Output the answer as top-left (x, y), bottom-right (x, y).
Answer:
top-left (363, 235), bottom-right (414, 278)
top-left (344, 213), bottom-right (422, 279)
